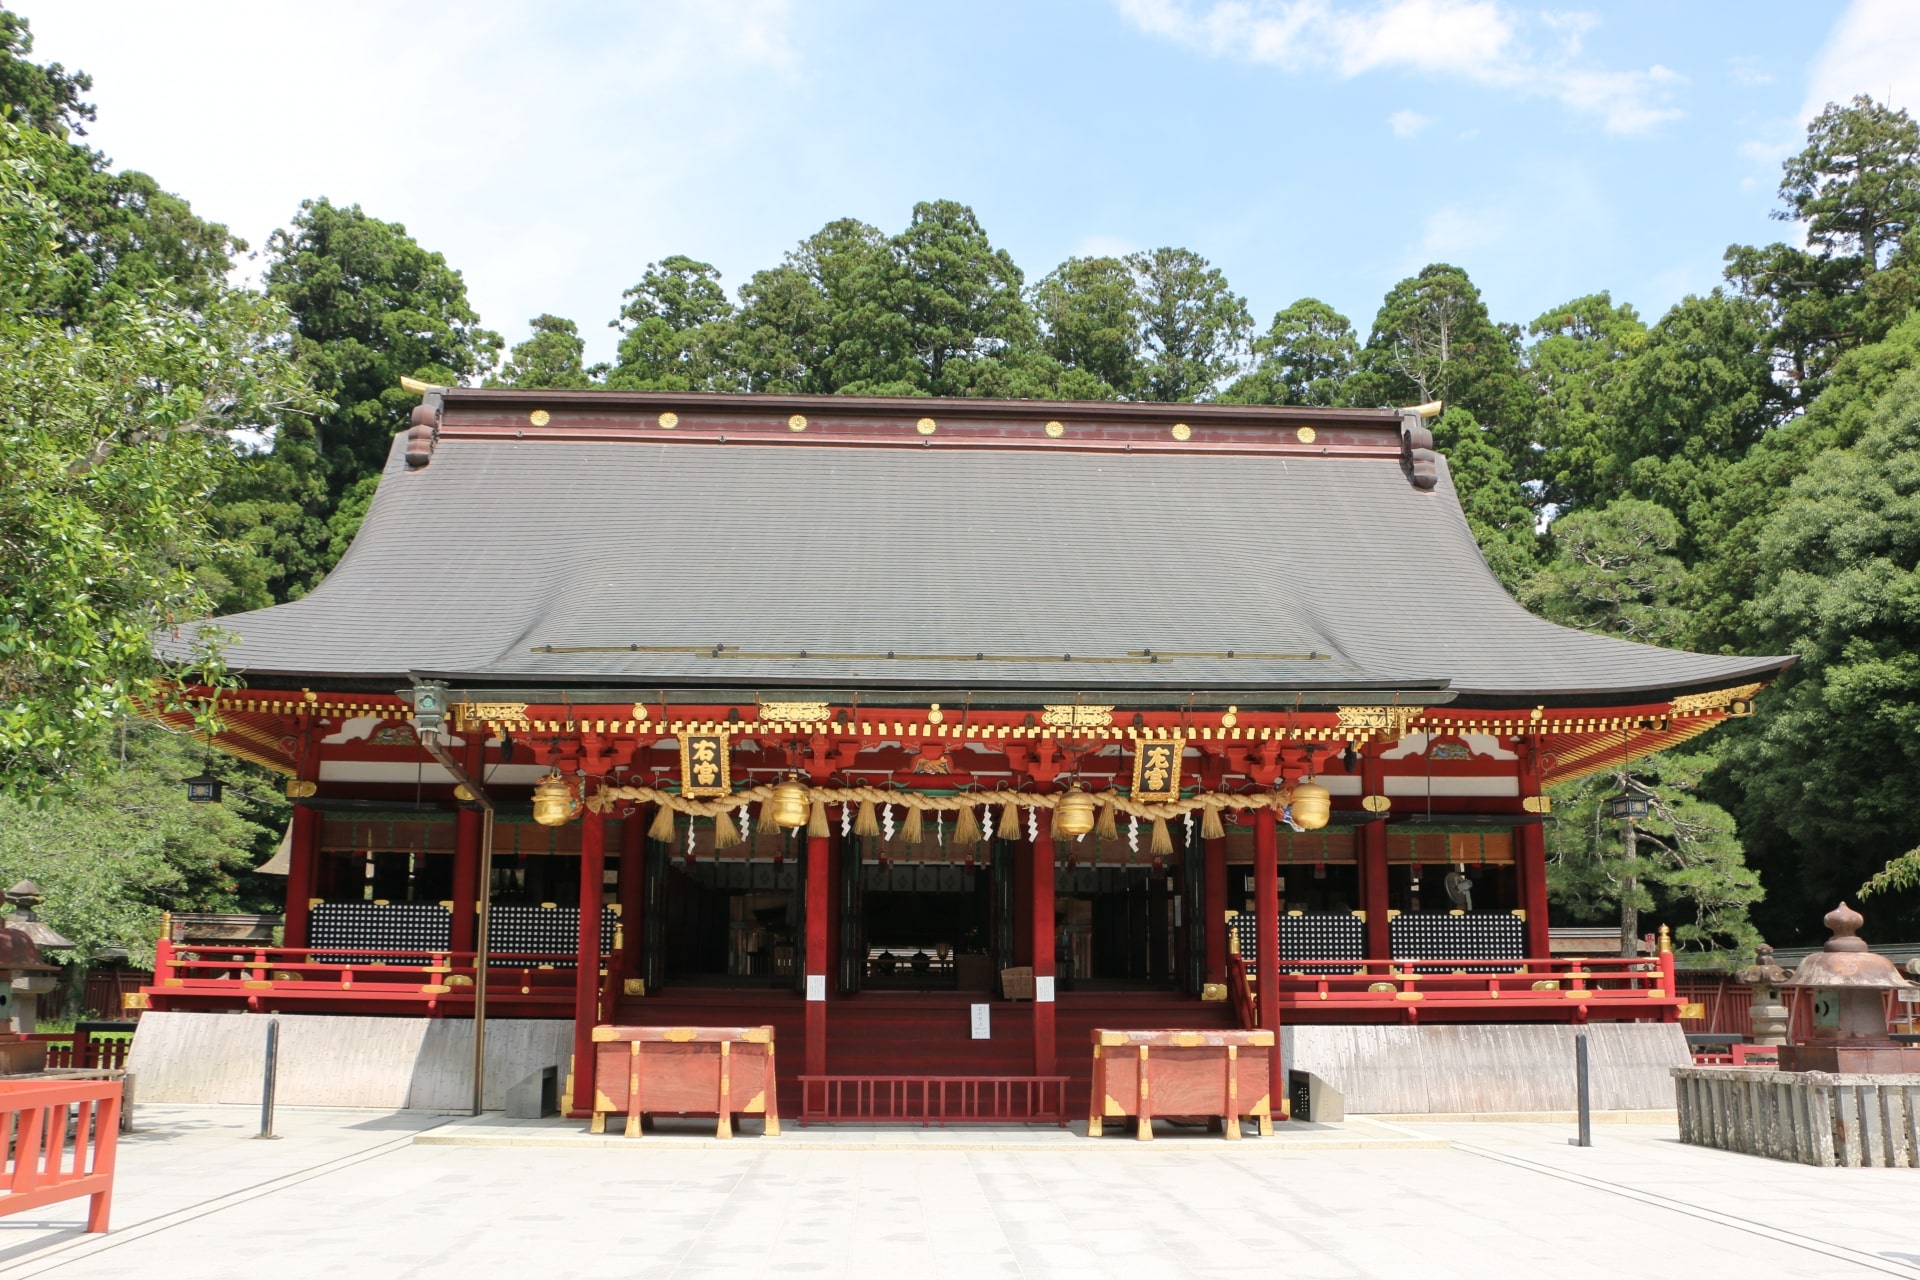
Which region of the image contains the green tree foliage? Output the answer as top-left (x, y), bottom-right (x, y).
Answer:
top-left (1546, 752), bottom-right (1760, 958)
top-left (0, 724), bottom-right (282, 965)
top-left (0, 9), bottom-right (90, 137)
top-left (1431, 407), bottom-right (1538, 591)
top-left (265, 197), bottom-right (500, 499)
top-left (1525, 294), bottom-right (1646, 514)
top-left (1720, 368), bottom-right (1920, 936)
top-left (1523, 499), bottom-right (1688, 645)
top-left (1222, 298), bottom-right (1358, 406)
top-left (0, 122), bottom-right (315, 794)
top-left (892, 199), bottom-right (1033, 395)
top-left (496, 314), bottom-right (603, 390)
top-left (1032, 255), bottom-right (1139, 398)
top-left (1354, 264), bottom-right (1529, 464)
top-left (1126, 247), bottom-right (1251, 402)
top-left (608, 256), bottom-right (733, 390)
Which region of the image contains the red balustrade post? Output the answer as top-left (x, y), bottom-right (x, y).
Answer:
top-left (570, 802), bottom-right (606, 1117)
top-left (1254, 809), bottom-right (1283, 1113)
top-left (805, 830), bottom-right (830, 1077)
top-left (1203, 834), bottom-right (1228, 984)
top-left (1658, 945), bottom-right (1679, 1022)
top-left (452, 806), bottom-right (480, 954)
top-left (283, 805), bottom-right (320, 949)
top-left (1032, 823), bottom-right (1057, 1078)
top-left (1360, 747), bottom-right (1390, 960)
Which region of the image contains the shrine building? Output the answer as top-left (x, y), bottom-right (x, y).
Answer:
top-left (139, 389), bottom-right (1792, 1121)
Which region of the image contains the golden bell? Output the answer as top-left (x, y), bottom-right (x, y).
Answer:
top-left (770, 775), bottom-right (811, 830)
top-left (531, 770), bottom-right (576, 827)
top-left (1289, 780), bottom-right (1332, 831)
top-left (1055, 786), bottom-right (1096, 838)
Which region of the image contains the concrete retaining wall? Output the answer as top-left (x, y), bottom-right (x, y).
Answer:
top-left (1282, 1022), bottom-right (1690, 1114)
top-left (125, 1013), bottom-right (572, 1110)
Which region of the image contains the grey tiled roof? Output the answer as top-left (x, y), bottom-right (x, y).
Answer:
top-left (183, 414), bottom-right (1790, 704)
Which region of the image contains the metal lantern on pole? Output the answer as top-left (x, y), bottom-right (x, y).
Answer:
top-left (1607, 792), bottom-right (1650, 822)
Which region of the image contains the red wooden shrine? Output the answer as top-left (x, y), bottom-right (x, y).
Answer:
top-left (140, 389), bottom-right (1791, 1121)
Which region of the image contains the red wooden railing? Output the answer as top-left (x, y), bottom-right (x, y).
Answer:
top-left (1228, 952), bottom-right (1680, 1025)
top-left (24, 1035), bottom-right (130, 1070)
top-left (798, 1076), bottom-right (1070, 1126)
top-left (148, 938), bottom-right (586, 1010)
top-left (0, 1078), bottom-right (121, 1233)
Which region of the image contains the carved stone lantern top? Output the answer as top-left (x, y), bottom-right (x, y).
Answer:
top-left (1781, 903), bottom-right (1913, 990)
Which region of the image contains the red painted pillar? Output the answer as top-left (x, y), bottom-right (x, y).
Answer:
top-left (570, 802), bottom-right (605, 1117)
top-left (1203, 835), bottom-right (1228, 983)
top-left (283, 805), bottom-right (320, 949)
top-left (1254, 808), bottom-right (1283, 1116)
top-left (1517, 823), bottom-right (1550, 958)
top-left (1361, 821), bottom-right (1390, 960)
top-left (805, 832), bottom-right (830, 1077)
top-left (617, 809), bottom-right (645, 986)
top-left (1032, 820), bottom-right (1057, 1078)
top-left (451, 806), bottom-right (480, 954)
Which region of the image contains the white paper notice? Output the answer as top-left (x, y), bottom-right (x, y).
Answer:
top-left (806, 974), bottom-right (826, 1002)
top-left (1035, 976), bottom-right (1055, 1003)
top-left (970, 1003), bottom-right (991, 1039)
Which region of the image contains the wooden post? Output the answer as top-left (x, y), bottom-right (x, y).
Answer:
top-left (805, 831), bottom-right (829, 1078)
top-left (571, 803), bottom-right (605, 1118)
top-left (1032, 822), bottom-right (1057, 1078)
top-left (1203, 834), bottom-right (1228, 983)
top-left (1516, 822), bottom-right (1550, 958)
top-left (451, 806), bottom-right (480, 953)
top-left (283, 805), bottom-right (320, 949)
top-left (617, 809), bottom-right (645, 987)
top-left (1254, 809), bottom-right (1282, 1111)
top-left (1359, 747), bottom-right (1390, 960)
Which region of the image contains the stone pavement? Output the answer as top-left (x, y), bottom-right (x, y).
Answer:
top-left (0, 1106), bottom-right (1914, 1279)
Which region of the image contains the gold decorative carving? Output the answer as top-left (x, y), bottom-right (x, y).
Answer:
top-left (1360, 794), bottom-right (1391, 813)
top-left (1297, 426), bottom-right (1316, 443)
top-left (1521, 795), bottom-right (1551, 814)
top-left (916, 416), bottom-right (937, 435)
top-left (286, 779), bottom-right (318, 799)
top-left (759, 700), bottom-right (829, 723)
top-left (1670, 683), bottom-right (1764, 716)
top-left (1221, 705), bottom-right (1238, 728)
top-left (529, 409), bottom-right (551, 427)
top-left (658, 411), bottom-right (678, 429)
top-left (788, 413), bottom-right (807, 432)
top-left (927, 703), bottom-right (944, 724)
top-left (1200, 983), bottom-right (1227, 1002)
top-left (461, 701), bottom-right (529, 724)
top-left (1041, 704), bottom-right (1114, 728)
top-left (1132, 738), bottom-right (1183, 802)
top-left (1044, 420), bottom-right (1064, 438)
top-left (1170, 422), bottom-right (1191, 441)
top-left (1335, 705), bottom-right (1421, 739)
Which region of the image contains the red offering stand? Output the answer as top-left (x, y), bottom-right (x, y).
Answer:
top-left (589, 1025), bottom-right (780, 1139)
top-left (1088, 1028), bottom-right (1275, 1140)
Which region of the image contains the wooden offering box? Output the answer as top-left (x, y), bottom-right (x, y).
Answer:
top-left (589, 1025), bottom-right (781, 1139)
top-left (1087, 1028), bottom-right (1275, 1140)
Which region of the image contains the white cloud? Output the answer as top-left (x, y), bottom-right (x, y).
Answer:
top-left (1801, 0), bottom-right (1920, 120)
top-left (1112, 0), bottom-right (1683, 133)
top-left (1388, 109), bottom-right (1432, 137)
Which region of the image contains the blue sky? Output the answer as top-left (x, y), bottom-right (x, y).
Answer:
top-left (31, 1), bottom-right (1920, 366)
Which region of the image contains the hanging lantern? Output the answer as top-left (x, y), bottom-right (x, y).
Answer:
top-left (185, 772), bottom-right (223, 804)
top-left (770, 775), bottom-right (811, 830)
top-left (1288, 779), bottom-right (1331, 831)
top-left (531, 770), bottom-right (577, 827)
top-left (1055, 786), bottom-right (1096, 838)
top-left (1607, 792), bottom-right (1650, 822)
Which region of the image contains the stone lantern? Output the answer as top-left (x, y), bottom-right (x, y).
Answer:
top-left (3, 881), bottom-right (72, 1033)
top-left (0, 916), bottom-right (59, 1073)
top-left (1737, 943), bottom-right (1791, 1047)
top-left (1777, 902), bottom-right (1920, 1074)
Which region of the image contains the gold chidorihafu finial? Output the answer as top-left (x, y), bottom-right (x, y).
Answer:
top-left (399, 375), bottom-right (444, 395)
top-left (1402, 400), bottom-right (1443, 418)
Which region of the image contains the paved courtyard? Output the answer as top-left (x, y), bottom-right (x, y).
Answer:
top-left (0, 1106), bottom-right (1914, 1279)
